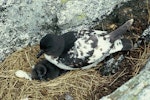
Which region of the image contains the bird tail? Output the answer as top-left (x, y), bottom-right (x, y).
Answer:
top-left (109, 19), bottom-right (134, 42)
top-left (121, 38), bottom-right (133, 51)
top-left (109, 38), bottom-right (133, 54)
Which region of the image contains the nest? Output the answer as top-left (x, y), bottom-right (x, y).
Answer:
top-left (0, 43), bottom-right (150, 100)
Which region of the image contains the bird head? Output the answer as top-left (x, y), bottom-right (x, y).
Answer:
top-left (37, 34), bottom-right (65, 58)
top-left (31, 64), bottom-right (47, 81)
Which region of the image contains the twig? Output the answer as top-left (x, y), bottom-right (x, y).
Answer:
top-left (146, 0), bottom-right (150, 24)
top-left (25, 51), bottom-right (32, 67)
top-left (109, 68), bottom-right (127, 86)
top-left (125, 57), bottom-right (146, 61)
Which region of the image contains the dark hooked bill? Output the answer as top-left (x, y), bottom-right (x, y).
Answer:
top-left (37, 50), bottom-right (44, 58)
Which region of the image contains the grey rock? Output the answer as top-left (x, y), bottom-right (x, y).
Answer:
top-left (0, 0), bottom-right (57, 62)
top-left (100, 55), bottom-right (124, 76)
top-left (65, 94), bottom-right (74, 100)
top-left (134, 26), bottom-right (150, 48)
top-left (140, 26), bottom-right (150, 43)
top-left (57, 0), bottom-right (131, 32)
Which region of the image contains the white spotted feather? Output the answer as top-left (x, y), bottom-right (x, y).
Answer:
top-left (44, 19), bottom-right (134, 70)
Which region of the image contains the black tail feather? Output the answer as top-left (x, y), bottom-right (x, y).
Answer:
top-left (109, 19), bottom-right (134, 42)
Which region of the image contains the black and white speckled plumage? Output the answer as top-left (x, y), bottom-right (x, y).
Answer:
top-left (38, 19), bottom-right (134, 70)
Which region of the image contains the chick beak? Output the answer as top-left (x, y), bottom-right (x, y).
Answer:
top-left (37, 50), bottom-right (44, 58)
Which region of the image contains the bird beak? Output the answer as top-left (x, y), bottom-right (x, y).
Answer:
top-left (37, 50), bottom-right (44, 58)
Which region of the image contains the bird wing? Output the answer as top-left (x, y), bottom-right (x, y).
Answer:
top-left (57, 30), bottom-right (113, 67)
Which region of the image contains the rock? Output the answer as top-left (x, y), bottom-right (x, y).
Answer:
top-left (0, 0), bottom-right (130, 62)
top-left (65, 94), bottom-right (74, 100)
top-left (0, 0), bottom-right (56, 62)
top-left (100, 55), bottom-right (124, 76)
top-left (139, 26), bottom-right (150, 43)
top-left (57, 0), bottom-right (131, 32)
top-left (134, 26), bottom-right (150, 48)
top-left (100, 58), bottom-right (150, 100)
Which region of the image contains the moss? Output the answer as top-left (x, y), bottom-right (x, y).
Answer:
top-left (76, 13), bottom-right (86, 20)
top-left (61, 0), bottom-right (70, 4)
